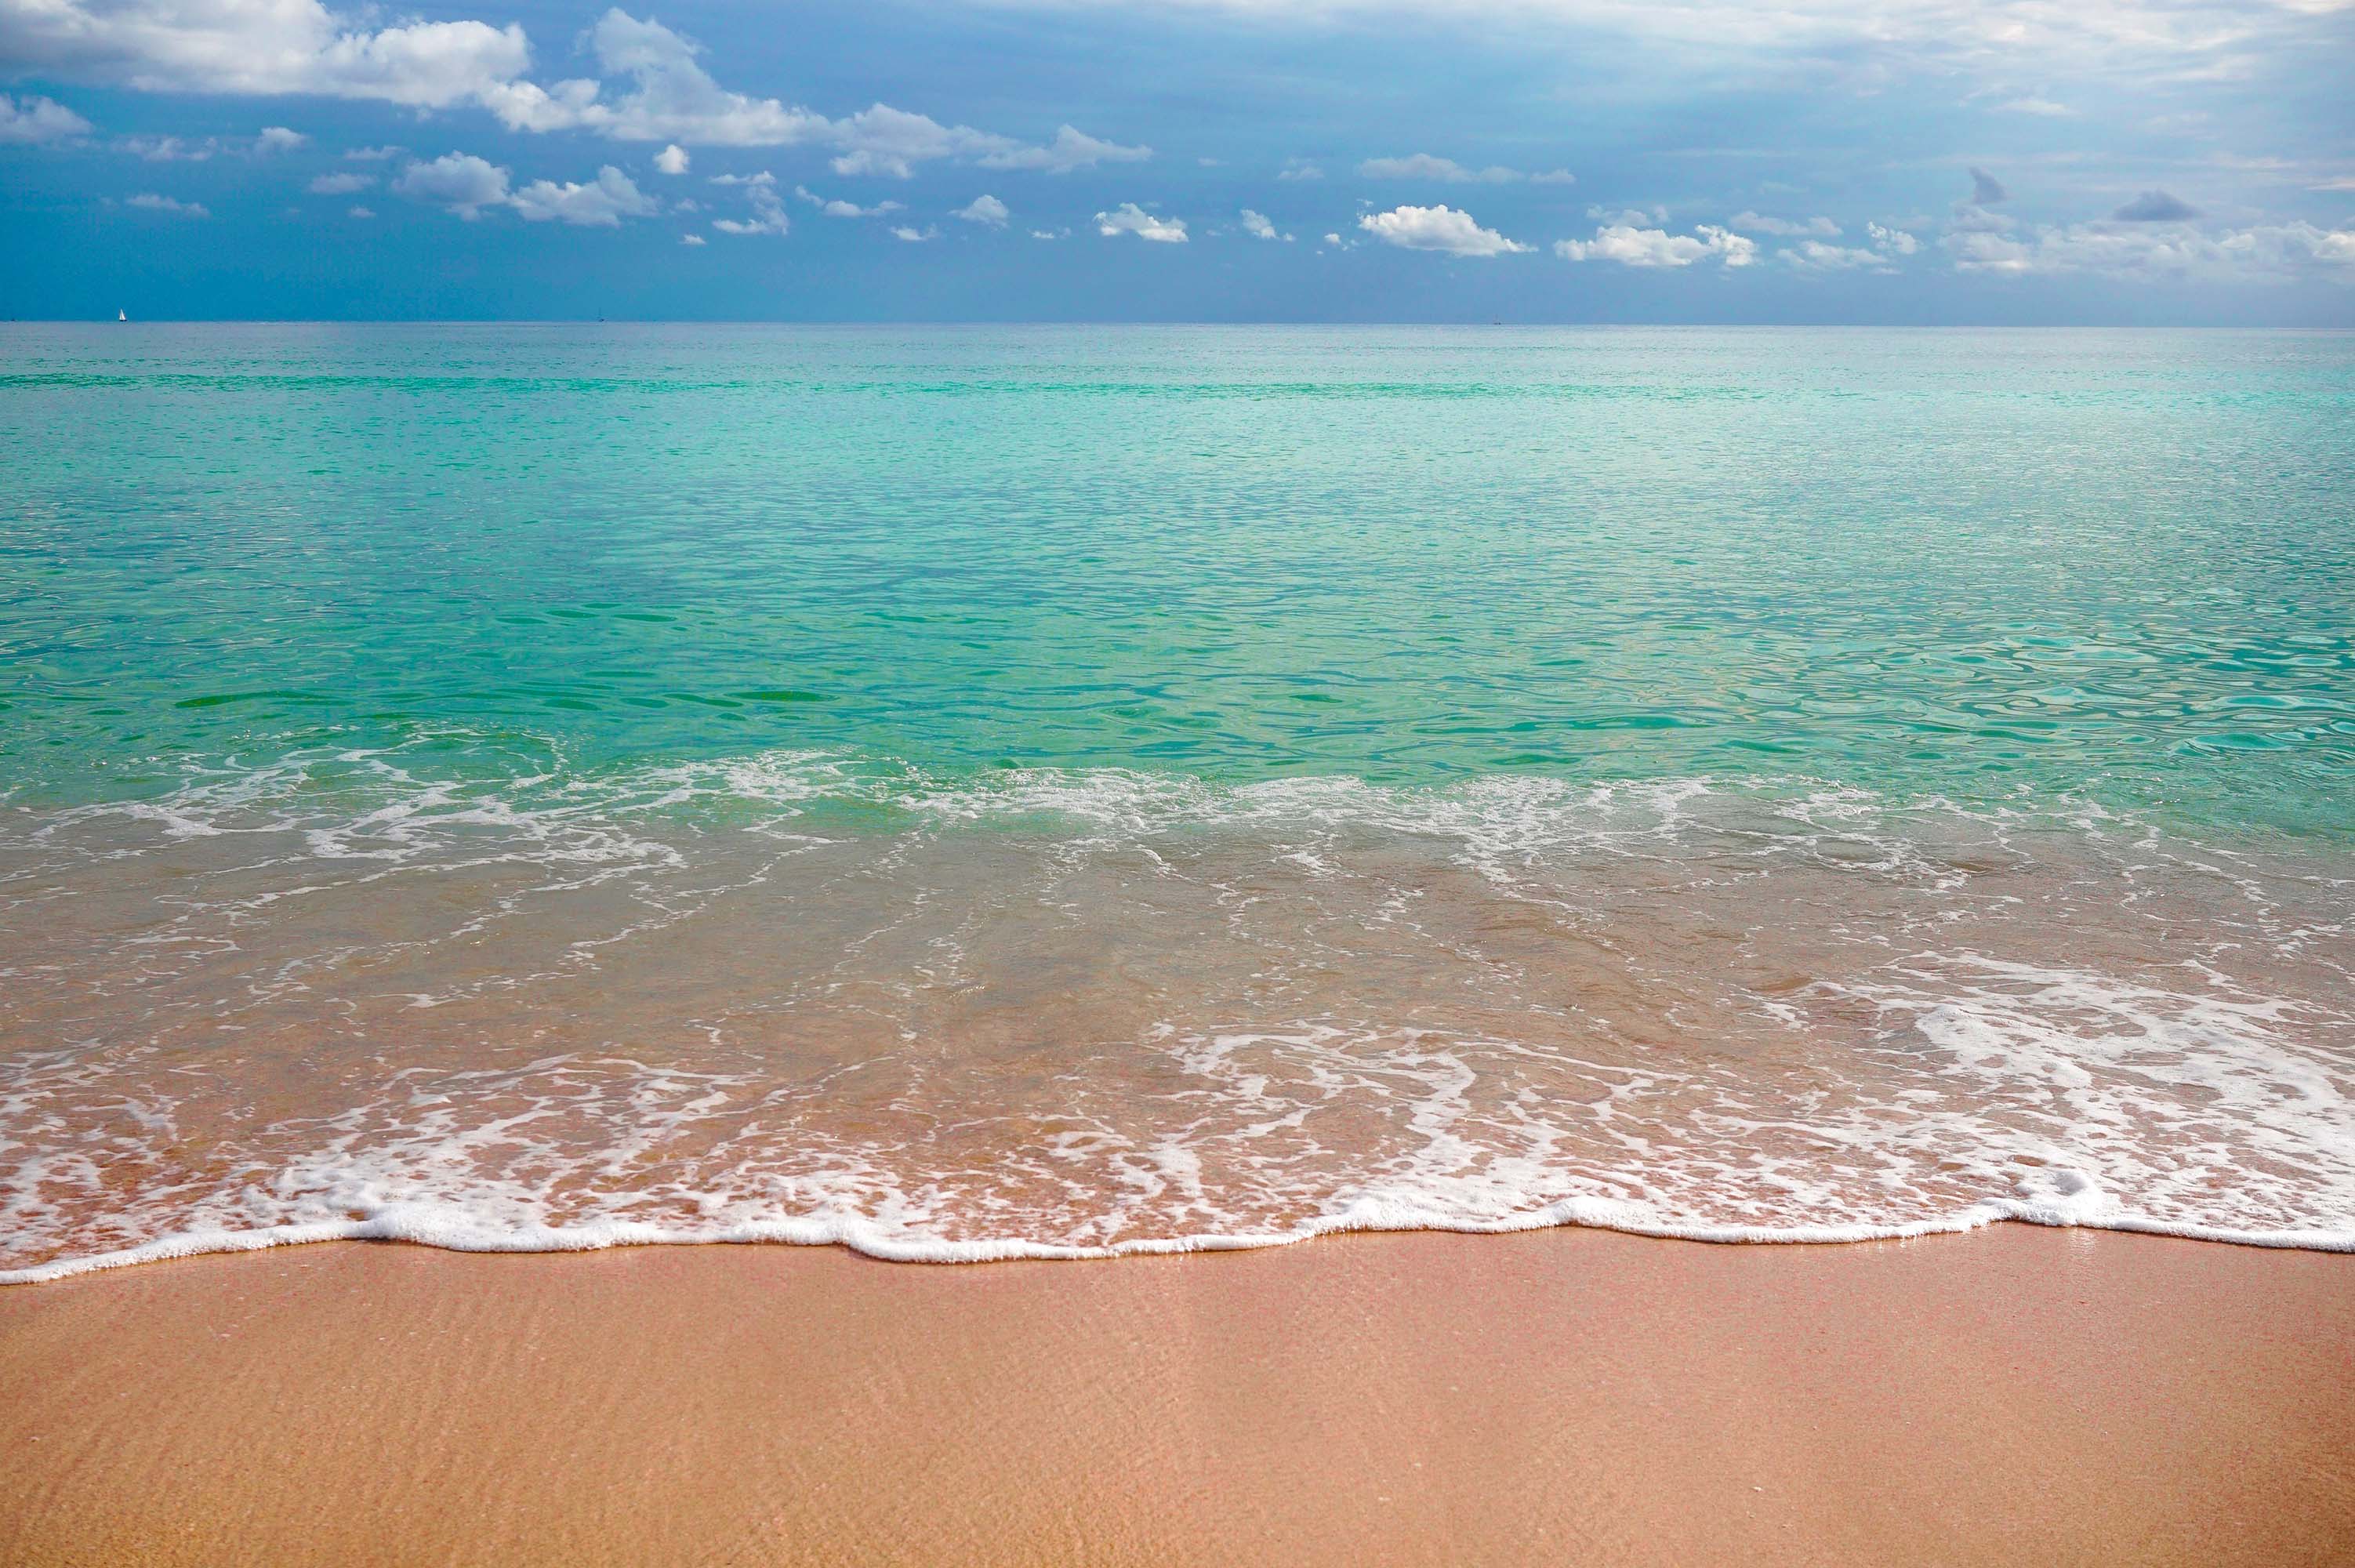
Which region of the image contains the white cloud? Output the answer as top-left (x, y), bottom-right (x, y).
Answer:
top-left (255, 125), bottom-right (304, 152)
top-left (1587, 204), bottom-right (1667, 225)
top-left (794, 184), bottom-right (902, 217)
top-left (1359, 154), bottom-right (1522, 183)
top-left (1781, 239), bottom-right (1894, 270)
top-left (680, 231), bottom-right (706, 245)
top-left (815, 109), bottom-right (1145, 179)
top-left (345, 145), bottom-right (402, 162)
top-left (1030, 228), bottom-right (1061, 239)
top-left (115, 134), bottom-right (212, 159)
top-left (347, 204), bottom-right (372, 218)
top-left (482, 10), bottom-right (822, 141)
top-left (890, 223), bottom-right (938, 241)
top-left (1867, 222), bottom-right (1920, 254)
top-left (711, 179), bottom-right (789, 235)
top-left (1278, 158), bottom-right (1323, 181)
top-left (953, 193), bottom-right (1010, 226)
top-left (1239, 208), bottom-right (1289, 240)
top-left (654, 143), bottom-right (688, 175)
top-left (1555, 223), bottom-right (1757, 267)
top-left (11, 5), bottom-right (1139, 185)
top-left (976, 124), bottom-right (1150, 173)
top-left (1096, 201), bottom-right (1187, 241)
top-left (0, 93), bottom-right (89, 143)
top-left (1729, 211), bottom-right (1839, 236)
top-left (0, 0), bottom-right (535, 111)
top-left (1531, 169), bottom-right (1577, 184)
top-left (307, 171), bottom-right (372, 194)
top-left (122, 191), bottom-right (207, 216)
top-left (1943, 219), bottom-right (2355, 279)
top-left (391, 151), bottom-right (510, 220)
top-left (481, 17), bottom-right (1151, 178)
top-left (824, 103), bottom-right (1003, 177)
top-left (509, 165), bottom-right (658, 226)
top-left (1359, 203), bottom-right (1528, 256)
top-left (1994, 96), bottom-right (2076, 116)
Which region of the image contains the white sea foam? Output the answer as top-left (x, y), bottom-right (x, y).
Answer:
top-left (2, 751), bottom-right (2351, 1283)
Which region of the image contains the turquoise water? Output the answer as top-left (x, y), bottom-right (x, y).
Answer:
top-left (3, 325), bottom-right (2353, 1279)
top-left (5, 325), bottom-right (2351, 834)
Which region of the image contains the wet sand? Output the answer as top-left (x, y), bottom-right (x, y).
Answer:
top-left (1, 1225), bottom-right (2350, 1567)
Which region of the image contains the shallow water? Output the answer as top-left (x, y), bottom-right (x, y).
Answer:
top-left (2, 325), bottom-right (2351, 1278)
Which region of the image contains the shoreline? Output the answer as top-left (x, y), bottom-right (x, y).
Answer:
top-left (3, 1222), bottom-right (2349, 1566)
top-left (9, 1203), bottom-right (2354, 1287)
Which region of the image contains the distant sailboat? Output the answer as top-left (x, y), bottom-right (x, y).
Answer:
top-left (117, 309), bottom-right (127, 322)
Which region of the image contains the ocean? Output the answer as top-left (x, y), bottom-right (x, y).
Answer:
top-left (2, 322), bottom-right (2350, 1280)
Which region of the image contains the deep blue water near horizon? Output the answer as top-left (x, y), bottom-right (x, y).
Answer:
top-left (2, 322), bottom-right (2352, 1280)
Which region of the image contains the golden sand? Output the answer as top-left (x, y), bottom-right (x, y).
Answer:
top-left (2, 1225), bottom-right (2349, 1566)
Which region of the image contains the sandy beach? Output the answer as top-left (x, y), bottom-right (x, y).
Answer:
top-left (2, 1224), bottom-right (2348, 1566)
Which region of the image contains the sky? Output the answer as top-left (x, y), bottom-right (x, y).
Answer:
top-left (1, 0), bottom-right (2352, 321)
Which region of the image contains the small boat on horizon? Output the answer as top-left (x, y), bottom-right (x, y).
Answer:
top-left (117, 309), bottom-right (127, 322)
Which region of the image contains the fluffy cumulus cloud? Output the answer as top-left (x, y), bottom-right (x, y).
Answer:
top-left (392, 152), bottom-right (510, 219)
top-left (0, 0), bottom-right (533, 108)
top-left (823, 103), bottom-right (1002, 177)
top-left (509, 165), bottom-right (658, 226)
top-left (393, 152), bottom-right (654, 230)
top-left (953, 194), bottom-right (1009, 226)
top-left (0, 4), bottom-right (1146, 184)
top-left (122, 191), bottom-right (206, 216)
top-left (254, 125), bottom-right (304, 152)
top-left (890, 223), bottom-right (938, 241)
top-left (1869, 222), bottom-right (1920, 256)
top-left (477, 14), bottom-right (1148, 178)
top-left (1239, 207), bottom-right (1292, 241)
top-left (0, 92), bottom-right (89, 143)
top-left (1359, 203), bottom-right (1528, 256)
top-left (307, 171), bottom-right (371, 194)
top-left (793, 184), bottom-right (901, 217)
top-left (1555, 223), bottom-right (1757, 267)
top-left (1096, 201), bottom-right (1187, 241)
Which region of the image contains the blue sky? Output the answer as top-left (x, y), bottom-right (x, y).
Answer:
top-left (2, 0), bottom-right (2351, 321)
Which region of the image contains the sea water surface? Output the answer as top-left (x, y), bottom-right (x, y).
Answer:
top-left (2, 324), bottom-right (2351, 1280)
